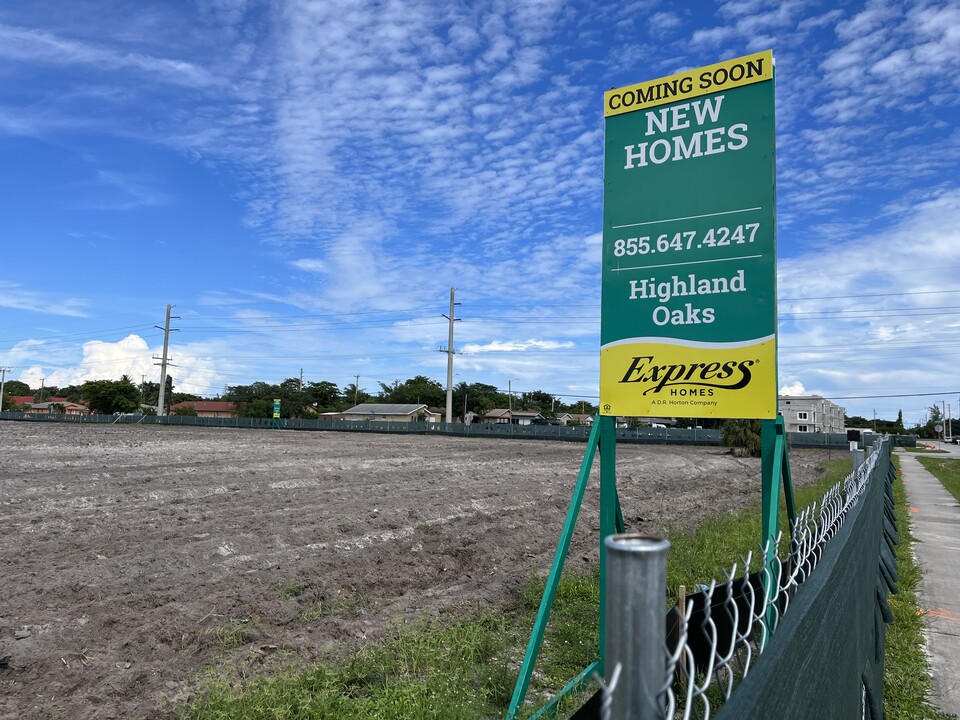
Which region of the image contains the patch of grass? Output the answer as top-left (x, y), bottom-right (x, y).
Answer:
top-left (199, 619), bottom-right (254, 651)
top-left (182, 613), bottom-right (520, 720)
top-left (667, 458), bottom-right (851, 593)
top-left (884, 457), bottom-right (956, 719)
top-left (298, 602), bottom-right (326, 622)
top-left (518, 570), bottom-right (600, 712)
top-left (916, 456), bottom-right (960, 504)
top-left (299, 592), bottom-right (376, 622)
top-left (276, 581), bottom-right (308, 601)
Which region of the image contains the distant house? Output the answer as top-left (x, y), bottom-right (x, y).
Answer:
top-left (637, 417), bottom-right (677, 427)
top-left (482, 408), bottom-right (513, 424)
top-left (27, 401), bottom-right (90, 415)
top-left (169, 401), bottom-right (238, 418)
top-left (480, 409), bottom-right (548, 426)
top-left (510, 410), bottom-right (548, 426)
top-left (317, 411), bottom-right (348, 421)
top-left (342, 403), bottom-right (441, 423)
top-left (563, 413), bottom-right (594, 426)
top-left (11, 396), bottom-right (35, 407)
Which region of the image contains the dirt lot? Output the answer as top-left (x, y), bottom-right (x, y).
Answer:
top-left (0, 422), bottom-right (836, 719)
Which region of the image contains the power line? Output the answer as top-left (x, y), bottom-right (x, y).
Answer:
top-left (779, 287), bottom-right (960, 302)
top-left (177, 318), bottom-right (448, 332)
top-left (778, 264), bottom-right (960, 279)
top-left (818, 390), bottom-right (960, 401)
top-left (0, 323), bottom-right (158, 346)
top-left (780, 306), bottom-right (960, 319)
top-left (780, 350), bottom-right (960, 367)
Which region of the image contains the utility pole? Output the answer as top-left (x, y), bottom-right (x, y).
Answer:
top-left (153, 304), bottom-right (180, 416)
top-left (944, 400), bottom-right (948, 442)
top-left (440, 288), bottom-right (462, 424)
top-left (0, 366), bottom-right (12, 412)
top-left (509, 378), bottom-right (520, 412)
top-left (354, 375), bottom-right (360, 406)
top-left (39, 377), bottom-right (45, 402)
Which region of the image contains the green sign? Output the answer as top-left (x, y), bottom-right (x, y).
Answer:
top-left (273, 398), bottom-right (281, 419)
top-left (600, 50), bottom-right (777, 420)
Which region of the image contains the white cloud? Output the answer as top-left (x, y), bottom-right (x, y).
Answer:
top-left (647, 12), bottom-right (683, 34)
top-left (462, 339), bottom-right (575, 353)
top-left (17, 334), bottom-right (154, 389)
top-left (0, 23), bottom-right (221, 88)
top-left (71, 170), bottom-right (169, 210)
top-left (291, 258), bottom-right (325, 273)
top-left (14, 334), bottom-right (227, 397)
top-left (0, 282), bottom-right (89, 317)
top-left (779, 381), bottom-right (806, 395)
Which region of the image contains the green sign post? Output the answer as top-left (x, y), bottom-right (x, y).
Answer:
top-left (508, 52), bottom-right (794, 718)
top-left (600, 50), bottom-right (777, 420)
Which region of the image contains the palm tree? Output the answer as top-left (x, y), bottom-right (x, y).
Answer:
top-left (721, 419), bottom-right (762, 457)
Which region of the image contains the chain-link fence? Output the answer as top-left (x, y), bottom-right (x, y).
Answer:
top-left (594, 438), bottom-right (896, 719)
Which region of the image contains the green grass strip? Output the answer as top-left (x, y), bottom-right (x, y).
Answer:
top-left (884, 456), bottom-right (956, 719)
top-left (182, 614), bottom-right (520, 719)
top-left (666, 458), bottom-right (850, 593)
top-left (916, 456), bottom-right (960, 505)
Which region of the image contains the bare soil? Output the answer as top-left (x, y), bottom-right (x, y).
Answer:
top-left (0, 423), bottom-right (834, 719)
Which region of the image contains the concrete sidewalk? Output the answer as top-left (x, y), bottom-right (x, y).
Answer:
top-left (898, 450), bottom-right (960, 716)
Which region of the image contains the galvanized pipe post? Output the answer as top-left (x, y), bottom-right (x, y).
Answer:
top-left (852, 448), bottom-right (865, 473)
top-left (604, 534), bottom-right (670, 720)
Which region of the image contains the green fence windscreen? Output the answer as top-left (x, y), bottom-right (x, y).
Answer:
top-left (715, 445), bottom-right (897, 719)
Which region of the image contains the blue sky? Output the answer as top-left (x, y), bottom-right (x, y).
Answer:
top-left (1, 0), bottom-right (958, 425)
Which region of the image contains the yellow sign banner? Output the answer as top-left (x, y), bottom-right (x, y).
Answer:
top-left (604, 50), bottom-right (773, 117)
top-left (599, 336), bottom-right (777, 419)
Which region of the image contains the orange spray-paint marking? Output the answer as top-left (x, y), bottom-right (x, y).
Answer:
top-left (918, 608), bottom-right (960, 622)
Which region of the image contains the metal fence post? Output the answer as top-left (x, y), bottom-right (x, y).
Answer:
top-left (604, 534), bottom-right (670, 720)
top-left (852, 448), bottom-right (865, 473)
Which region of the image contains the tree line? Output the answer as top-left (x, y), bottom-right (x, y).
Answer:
top-left (2, 376), bottom-right (952, 436)
top-left (0, 374), bottom-right (598, 420)
top-left (0, 376), bottom-right (201, 415)
top-left (218, 376), bottom-right (601, 421)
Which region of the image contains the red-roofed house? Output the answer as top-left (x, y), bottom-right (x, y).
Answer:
top-left (28, 401), bottom-right (91, 415)
top-left (169, 401), bottom-right (238, 418)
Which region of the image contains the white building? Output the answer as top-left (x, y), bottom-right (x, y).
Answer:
top-left (342, 403), bottom-right (441, 423)
top-left (778, 395), bottom-right (845, 434)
